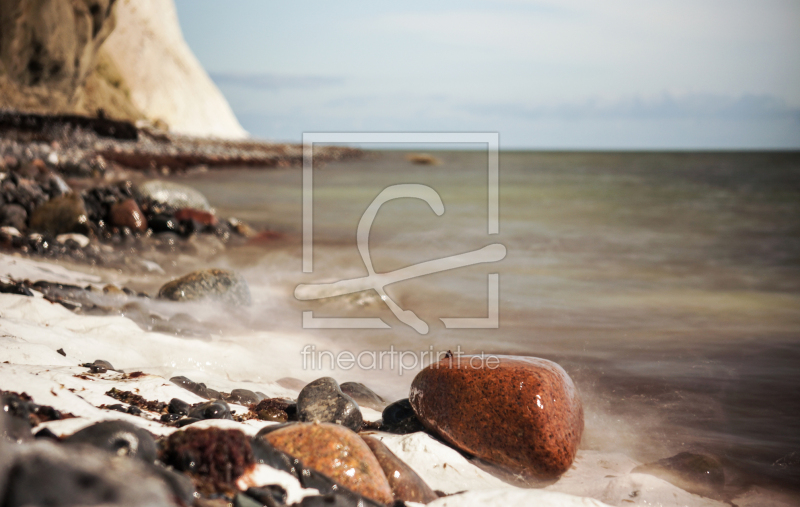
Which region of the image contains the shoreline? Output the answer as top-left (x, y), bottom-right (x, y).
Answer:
top-left (1, 252), bottom-right (795, 507)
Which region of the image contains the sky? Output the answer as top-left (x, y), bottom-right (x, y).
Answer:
top-left (174, 0), bottom-right (800, 149)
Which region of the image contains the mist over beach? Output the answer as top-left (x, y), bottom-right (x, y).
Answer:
top-left (1, 2), bottom-right (799, 507)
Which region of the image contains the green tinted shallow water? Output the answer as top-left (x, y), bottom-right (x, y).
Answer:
top-left (187, 151), bottom-right (800, 493)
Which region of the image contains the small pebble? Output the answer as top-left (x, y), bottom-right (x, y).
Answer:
top-left (297, 377), bottom-right (362, 432)
top-left (188, 400), bottom-right (233, 420)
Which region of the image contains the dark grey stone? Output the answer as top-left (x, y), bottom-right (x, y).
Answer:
top-left (381, 398), bottom-right (425, 434)
top-left (63, 420), bottom-right (157, 463)
top-left (170, 376), bottom-right (210, 399)
top-left (297, 377), bottom-right (362, 432)
top-left (168, 398), bottom-right (191, 415)
top-left (227, 389), bottom-right (260, 405)
top-left (187, 400), bottom-right (232, 420)
top-left (2, 441), bottom-right (172, 507)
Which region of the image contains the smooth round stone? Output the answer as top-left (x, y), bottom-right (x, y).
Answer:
top-left (262, 422), bottom-right (393, 504)
top-left (138, 180), bottom-right (212, 211)
top-left (63, 420), bottom-right (157, 462)
top-left (157, 268), bottom-right (252, 306)
top-left (226, 389), bottom-right (260, 405)
top-left (168, 398), bottom-right (191, 415)
top-left (340, 382), bottom-right (388, 411)
top-left (361, 435), bottom-right (438, 504)
top-left (110, 198), bottom-right (147, 232)
top-left (28, 193), bottom-right (89, 236)
top-left (297, 377), bottom-right (362, 432)
top-left (187, 400), bottom-right (233, 420)
top-left (381, 398), bottom-right (425, 434)
top-left (409, 355), bottom-right (584, 480)
top-left (3, 441), bottom-right (171, 507)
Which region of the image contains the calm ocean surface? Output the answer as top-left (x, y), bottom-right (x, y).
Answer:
top-left (184, 150), bottom-right (800, 493)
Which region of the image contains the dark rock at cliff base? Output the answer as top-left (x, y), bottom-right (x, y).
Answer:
top-left (28, 193), bottom-right (89, 236)
top-left (0, 204), bottom-right (27, 231)
top-left (381, 398), bottom-right (425, 434)
top-left (110, 198), bottom-right (147, 232)
top-left (188, 400), bottom-right (233, 421)
top-left (297, 377), bottom-right (363, 432)
top-left (160, 427), bottom-right (254, 495)
top-left (138, 180), bottom-right (212, 211)
top-left (632, 452), bottom-right (725, 499)
top-left (362, 435), bottom-right (438, 504)
top-left (340, 382), bottom-right (388, 411)
top-left (263, 422), bottom-right (393, 504)
top-left (3, 441), bottom-right (171, 507)
top-left (157, 268), bottom-right (251, 306)
top-left (63, 420), bottom-right (157, 463)
top-left (409, 355), bottom-right (584, 480)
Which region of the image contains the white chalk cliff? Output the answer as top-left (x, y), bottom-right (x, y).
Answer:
top-left (102, 0), bottom-right (247, 139)
top-left (0, 0), bottom-right (247, 139)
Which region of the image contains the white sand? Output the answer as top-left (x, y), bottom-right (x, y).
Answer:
top-left (0, 252), bottom-right (790, 507)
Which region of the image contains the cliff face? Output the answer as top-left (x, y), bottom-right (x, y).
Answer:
top-left (0, 0), bottom-right (246, 139)
top-left (102, 0), bottom-right (247, 139)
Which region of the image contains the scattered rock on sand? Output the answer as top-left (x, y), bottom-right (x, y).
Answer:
top-left (188, 400), bottom-right (233, 421)
top-left (28, 193), bottom-right (89, 236)
top-left (262, 422), bottom-right (394, 504)
top-left (160, 427), bottom-right (254, 494)
top-left (250, 398), bottom-right (295, 422)
top-left (138, 180), bottom-right (212, 211)
top-left (226, 388), bottom-right (260, 405)
top-left (0, 203), bottom-right (27, 231)
top-left (297, 377), bottom-right (363, 432)
top-left (340, 381), bottom-right (388, 411)
top-left (362, 434), bottom-right (439, 504)
top-left (381, 398), bottom-right (425, 434)
top-left (63, 420), bottom-right (157, 463)
top-left (110, 198), bottom-right (147, 232)
top-left (170, 375), bottom-right (213, 399)
top-left (157, 268), bottom-right (252, 306)
top-left (3, 441), bottom-right (172, 507)
top-left (409, 355), bottom-right (584, 480)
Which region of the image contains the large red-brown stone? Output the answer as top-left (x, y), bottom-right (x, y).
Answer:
top-left (262, 422), bottom-right (393, 504)
top-left (409, 355), bottom-right (583, 480)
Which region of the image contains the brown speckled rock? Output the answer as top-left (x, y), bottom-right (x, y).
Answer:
top-left (362, 435), bottom-right (438, 504)
top-left (110, 198), bottom-right (147, 232)
top-left (262, 422), bottom-right (393, 504)
top-left (409, 355), bottom-right (583, 480)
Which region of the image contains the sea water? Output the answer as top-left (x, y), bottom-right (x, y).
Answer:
top-left (171, 150), bottom-right (800, 493)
